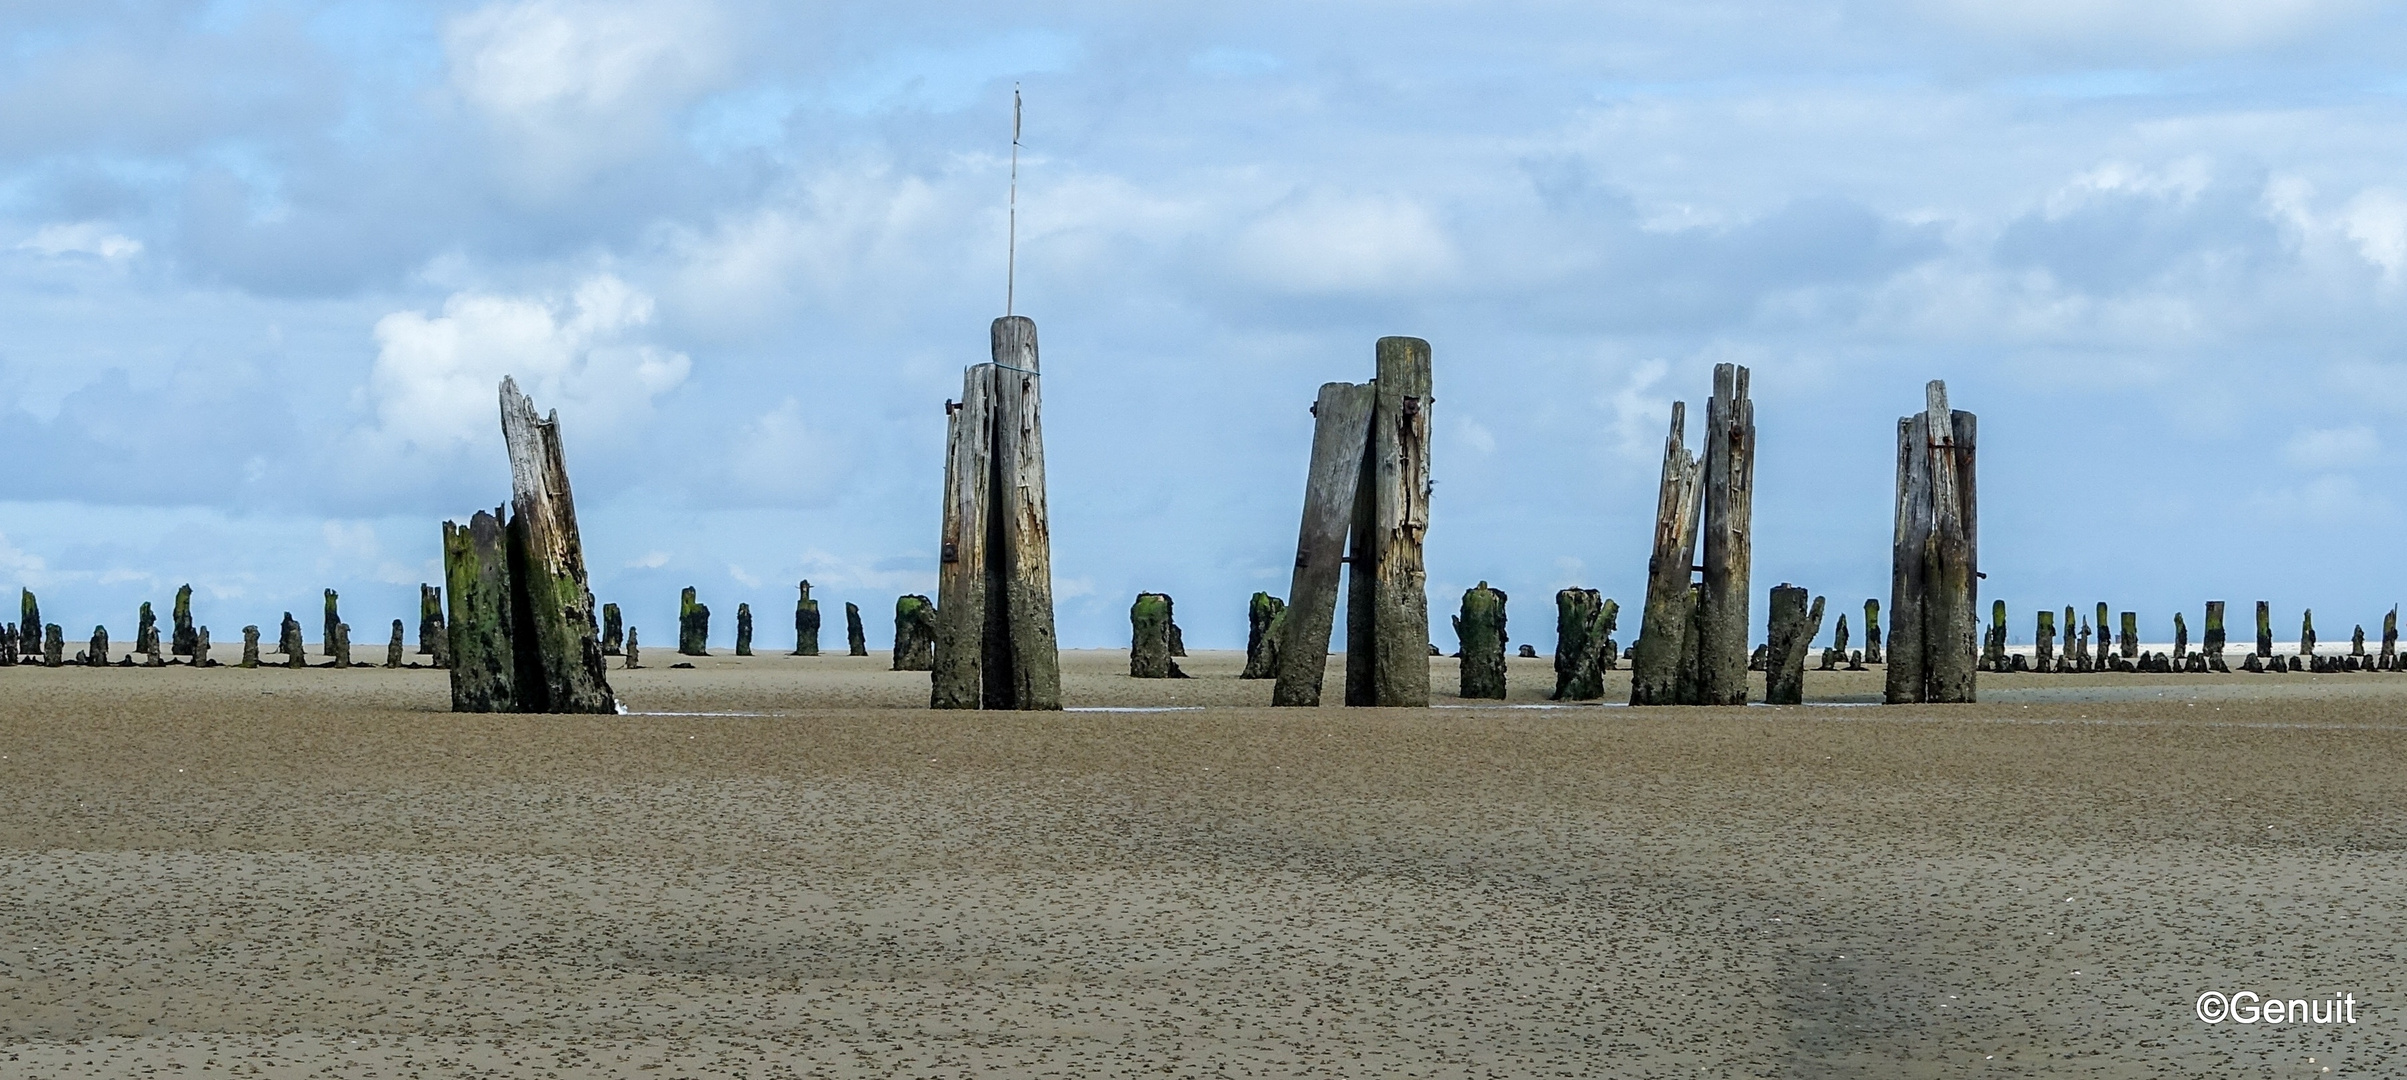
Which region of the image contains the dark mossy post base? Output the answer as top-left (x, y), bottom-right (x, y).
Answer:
top-left (386, 620), bottom-right (405, 667)
top-left (1454, 582), bottom-right (1507, 700)
top-left (329, 622), bottom-right (351, 667)
top-left (1270, 381), bottom-right (1375, 707)
top-left (279, 614), bottom-right (306, 668)
top-left (136, 602), bottom-right (159, 658)
top-left (930, 317), bottom-right (1062, 710)
top-left (1983, 600), bottom-right (2007, 670)
top-left (893, 595), bottom-right (935, 671)
top-left (735, 603), bottom-right (754, 656)
top-left (2035, 609), bottom-right (2056, 671)
top-left (2301, 610), bottom-right (2318, 657)
top-left (793, 580), bottom-right (820, 656)
top-left (1886, 381), bottom-right (1977, 704)
top-left (172, 584), bottom-right (197, 657)
top-left (2256, 601), bottom-right (2273, 657)
top-left (600, 603), bottom-right (621, 656)
top-left (845, 602), bottom-right (867, 656)
top-left (1550, 589), bottom-right (1616, 701)
top-left (439, 379), bottom-right (618, 714)
top-left (2205, 600), bottom-right (2227, 660)
top-left (1863, 599), bottom-right (1883, 665)
top-left (323, 590), bottom-right (342, 660)
top-left (1764, 585), bottom-right (1824, 705)
top-left (678, 587), bottom-right (709, 656)
top-left (2118, 611), bottom-right (2138, 659)
top-left (82, 626), bottom-right (107, 666)
top-left (1129, 592), bottom-right (1184, 679)
top-left (1239, 592), bottom-right (1285, 680)
top-left (2174, 613), bottom-right (2190, 658)
top-left (2352, 624), bottom-right (2367, 657)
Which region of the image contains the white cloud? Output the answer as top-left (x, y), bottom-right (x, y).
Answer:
top-left (1921, 0), bottom-right (2371, 53)
top-left (362, 273), bottom-right (691, 457)
top-left (629, 551), bottom-right (671, 569)
top-left (724, 397), bottom-right (845, 505)
top-left (2339, 189), bottom-right (2407, 278)
top-left (446, 0), bottom-right (732, 186)
top-left (19, 223), bottom-right (142, 260)
top-left (1229, 192), bottom-right (1457, 294)
top-left (2284, 425), bottom-right (2379, 469)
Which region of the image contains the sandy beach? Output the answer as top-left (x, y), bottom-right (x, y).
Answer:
top-left (1, 648), bottom-right (2401, 1077)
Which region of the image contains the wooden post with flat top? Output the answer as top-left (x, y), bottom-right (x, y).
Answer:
top-left (1270, 382), bottom-right (1374, 706)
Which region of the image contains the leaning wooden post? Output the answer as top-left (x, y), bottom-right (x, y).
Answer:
top-left (499, 378), bottom-right (616, 714)
top-left (986, 316), bottom-right (1062, 710)
top-left (735, 603), bottom-right (754, 656)
top-left (2256, 601), bottom-right (2273, 657)
top-left (1270, 382), bottom-right (1375, 707)
top-left (600, 603), bottom-right (622, 656)
top-left (1455, 582), bottom-right (1507, 700)
top-left (172, 584), bottom-right (197, 657)
top-left (1339, 337), bottom-right (1434, 708)
top-left (1693, 363), bottom-right (1755, 706)
top-left (2035, 608), bottom-right (2056, 672)
top-left (442, 511), bottom-right (516, 711)
top-left (792, 581), bottom-right (821, 657)
top-left (1633, 403), bottom-right (1704, 705)
top-left (1240, 592), bottom-right (1287, 680)
top-left (678, 587), bottom-right (709, 656)
top-left (932, 366), bottom-right (994, 709)
top-left (892, 595), bottom-right (935, 671)
top-left (1764, 585), bottom-right (1824, 705)
top-left (845, 602), bottom-right (867, 656)
top-left (1129, 592), bottom-right (1180, 678)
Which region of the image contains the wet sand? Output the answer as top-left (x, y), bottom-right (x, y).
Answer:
top-left (1, 649), bottom-right (2402, 1076)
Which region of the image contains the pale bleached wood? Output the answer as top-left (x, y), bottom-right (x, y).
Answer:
top-left (499, 377), bottom-right (616, 713)
top-left (1631, 402), bottom-right (1702, 705)
top-left (932, 365), bottom-right (993, 709)
top-left (1345, 337), bottom-right (1433, 708)
top-left (1885, 413), bottom-right (1929, 703)
top-left (1695, 363), bottom-right (1754, 705)
top-left (1272, 381), bottom-right (1374, 707)
top-left (1920, 381), bottom-right (1976, 702)
top-left (988, 316), bottom-right (1061, 709)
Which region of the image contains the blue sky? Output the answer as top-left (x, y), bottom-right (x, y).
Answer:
top-left (6, 0), bottom-right (2407, 651)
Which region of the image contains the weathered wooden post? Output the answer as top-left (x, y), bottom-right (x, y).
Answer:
top-left (2352, 624), bottom-right (2367, 657)
top-left (18, 589), bottom-right (38, 660)
top-left (2383, 607), bottom-right (2398, 668)
top-left (624, 627), bottom-right (640, 668)
top-left (420, 585), bottom-right (446, 656)
top-left (2256, 601), bottom-right (2273, 657)
top-left (136, 602), bottom-right (159, 658)
top-left (279, 613), bottom-right (305, 667)
top-left (1129, 592), bottom-right (1182, 679)
top-left (323, 590), bottom-right (342, 660)
top-left (1691, 363), bottom-right (1756, 705)
top-left (793, 581), bottom-right (821, 657)
top-left (83, 625), bottom-right (108, 666)
top-left (1862, 599), bottom-right (1883, 665)
top-left (932, 368), bottom-right (992, 709)
top-left (678, 587), bottom-right (709, 656)
top-left (2205, 601), bottom-right (2227, 661)
top-left (1984, 600), bottom-right (2007, 670)
top-left (1240, 592), bottom-right (1286, 680)
top-left (1271, 381), bottom-right (1375, 707)
top-left (1632, 403), bottom-right (1703, 705)
top-left (735, 603), bottom-right (754, 656)
top-left (1886, 381), bottom-right (1977, 703)
top-left (0, 623), bottom-right (15, 665)
top-left (1455, 581), bottom-right (1507, 700)
top-left (386, 620), bottom-right (404, 668)
top-left (984, 315), bottom-right (1063, 710)
top-left (193, 627), bottom-right (210, 666)
top-left (329, 622), bottom-right (351, 667)
top-left (2035, 608), bottom-right (2056, 672)
top-left (893, 595), bottom-right (936, 671)
top-left (241, 625), bottom-right (260, 668)
top-left (442, 510), bottom-right (515, 711)
top-left (846, 602), bottom-right (866, 656)
top-left (144, 632), bottom-right (162, 667)
top-left (1825, 613), bottom-right (1850, 671)
top-left (2301, 610), bottom-right (2317, 657)
top-left (1550, 589), bottom-right (1615, 701)
top-left (600, 603), bottom-right (622, 656)
top-left (41, 623), bottom-right (62, 667)
top-left (1343, 337), bottom-right (1435, 709)
top-left (172, 584), bottom-right (197, 657)
top-left (1764, 585), bottom-right (1824, 705)
top-left (2118, 611), bottom-right (2137, 659)
top-left (2174, 613), bottom-right (2189, 659)
top-left (497, 378), bottom-right (616, 712)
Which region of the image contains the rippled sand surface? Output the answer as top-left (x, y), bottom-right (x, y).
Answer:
top-left (2, 650), bottom-right (2401, 1076)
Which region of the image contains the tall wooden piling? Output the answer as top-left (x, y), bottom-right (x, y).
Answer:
top-left (18, 590), bottom-right (38, 661)
top-left (1240, 592), bottom-right (1286, 680)
top-left (985, 316), bottom-right (1063, 710)
top-left (735, 603), bottom-right (753, 656)
top-left (172, 584), bottom-right (197, 657)
top-left (932, 366), bottom-right (994, 709)
top-left (1692, 363), bottom-right (1755, 706)
top-left (600, 603), bottom-right (621, 656)
top-left (793, 581), bottom-right (821, 657)
top-left (846, 602), bottom-right (867, 656)
top-left (1551, 589), bottom-right (1616, 702)
top-left (2204, 601), bottom-right (2226, 659)
top-left (893, 595), bottom-right (936, 671)
top-left (2035, 608), bottom-right (2056, 671)
top-left (2256, 601), bottom-right (2272, 657)
top-left (1128, 592), bottom-right (1182, 679)
top-left (1764, 585), bottom-right (1824, 705)
top-left (1344, 337), bottom-right (1434, 709)
top-left (498, 378), bottom-right (616, 713)
top-left (2118, 612), bottom-right (2138, 659)
top-left (1887, 381), bottom-right (1977, 703)
top-left (678, 587), bottom-right (709, 656)
top-left (2383, 607), bottom-right (2398, 667)
top-left (2174, 613), bottom-right (2189, 658)
top-left (1455, 581), bottom-right (1507, 700)
top-left (1632, 403), bottom-right (1703, 705)
top-left (1863, 599), bottom-right (1882, 665)
top-left (1271, 381), bottom-right (1375, 707)
top-left (443, 510), bottom-right (516, 712)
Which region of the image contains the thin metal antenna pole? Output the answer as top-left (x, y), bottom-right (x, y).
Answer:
top-left (1007, 85), bottom-right (1021, 316)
